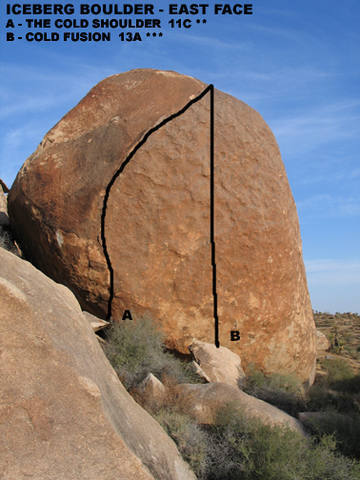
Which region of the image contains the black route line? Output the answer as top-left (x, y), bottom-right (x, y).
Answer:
top-left (101, 83), bottom-right (220, 347)
top-left (209, 86), bottom-right (219, 348)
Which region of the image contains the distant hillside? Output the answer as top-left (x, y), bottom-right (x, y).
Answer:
top-left (314, 311), bottom-right (360, 373)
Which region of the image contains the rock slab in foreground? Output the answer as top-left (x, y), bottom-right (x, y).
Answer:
top-left (0, 248), bottom-right (195, 480)
top-left (174, 383), bottom-right (305, 435)
top-left (9, 68), bottom-right (316, 383)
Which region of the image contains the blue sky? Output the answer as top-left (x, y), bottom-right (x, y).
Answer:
top-left (1, 0), bottom-right (359, 313)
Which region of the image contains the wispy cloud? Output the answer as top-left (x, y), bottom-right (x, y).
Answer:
top-left (305, 259), bottom-right (360, 313)
top-left (298, 166), bottom-right (360, 185)
top-left (0, 93), bottom-right (75, 120)
top-left (271, 100), bottom-right (360, 158)
top-left (305, 259), bottom-right (360, 285)
top-left (298, 194), bottom-right (360, 218)
top-left (246, 23), bottom-right (314, 43)
top-left (169, 32), bottom-right (252, 51)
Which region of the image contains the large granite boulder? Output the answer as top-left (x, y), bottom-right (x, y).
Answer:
top-left (0, 248), bottom-right (195, 480)
top-left (8, 68), bottom-right (316, 383)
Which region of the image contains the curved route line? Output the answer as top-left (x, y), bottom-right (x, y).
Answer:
top-left (101, 83), bottom-right (220, 347)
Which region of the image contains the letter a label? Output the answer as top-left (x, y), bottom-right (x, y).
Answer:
top-left (122, 309), bottom-right (133, 320)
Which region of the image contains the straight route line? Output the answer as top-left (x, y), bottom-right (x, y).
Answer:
top-left (101, 83), bottom-right (220, 347)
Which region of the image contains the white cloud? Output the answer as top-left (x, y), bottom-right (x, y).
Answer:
top-left (297, 194), bottom-right (360, 218)
top-left (0, 93), bottom-right (74, 120)
top-left (306, 259), bottom-right (360, 277)
top-left (270, 100), bottom-right (360, 159)
top-left (169, 32), bottom-right (252, 51)
top-left (305, 259), bottom-right (360, 313)
top-left (298, 166), bottom-right (360, 185)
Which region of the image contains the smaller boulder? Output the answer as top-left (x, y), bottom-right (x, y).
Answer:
top-left (174, 383), bottom-right (305, 435)
top-left (189, 340), bottom-right (245, 387)
top-left (316, 330), bottom-right (330, 353)
top-left (138, 373), bottom-right (167, 402)
top-left (133, 373), bottom-right (167, 411)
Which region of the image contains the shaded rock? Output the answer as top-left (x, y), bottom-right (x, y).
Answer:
top-left (316, 329), bottom-right (330, 353)
top-left (83, 310), bottom-right (110, 332)
top-left (0, 182), bottom-right (9, 227)
top-left (8, 68), bottom-right (316, 383)
top-left (0, 248), bottom-right (195, 480)
top-left (189, 339), bottom-right (245, 387)
top-left (174, 383), bottom-right (305, 434)
top-left (1, 181), bottom-right (21, 256)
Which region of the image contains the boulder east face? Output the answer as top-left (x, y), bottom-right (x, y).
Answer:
top-left (0, 248), bottom-right (195, 480)
top-left (8, 68), bottom-right (316, 383)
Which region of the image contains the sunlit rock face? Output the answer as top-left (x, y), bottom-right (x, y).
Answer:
top-left (8, 69), bottom-right (316, 384)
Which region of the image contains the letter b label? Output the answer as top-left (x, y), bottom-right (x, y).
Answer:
top-left (230, 330), bottom-right (240, 341)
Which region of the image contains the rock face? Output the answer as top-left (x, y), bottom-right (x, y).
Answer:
top-left (0, 248), bottom-right (195, 480)
top-left (8, 68), bottom-right (316, 383)
top-left (189, 340), bottom-right (245, 387)
top-left (316, 329), bottom-right (330, 353)
top-left (174, 383), bottom-right (305, 434)
top-left (0, 181), bottom-right (9, 227)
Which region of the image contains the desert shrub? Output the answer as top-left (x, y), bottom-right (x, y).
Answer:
top-left (329, 326), bottom-right (346, 354)
top-left (103, 316), bottom-right (200, 389)
top-left (0, 228), bottom-right (11, 250)
top-left (243, 365), bottom-right (305, 416)
top-left (303, 411), bottom-right (360, 459)
top-left (320, 358), bottom-right (360, 394)
top-left (321, 358), bottom-right (354, 385)
top-left (307, 380), bottom-right (360, 422)
top-left (203, 404), bottom-right (360, 480)
top-left (333, 374), bottom-right (360, 394)
top-left (307, 358), bottom-right (359, 412)
top-left (155, 407), bottom-right (209, 478)
top-left (154, 401), bottom-right (360, 480)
